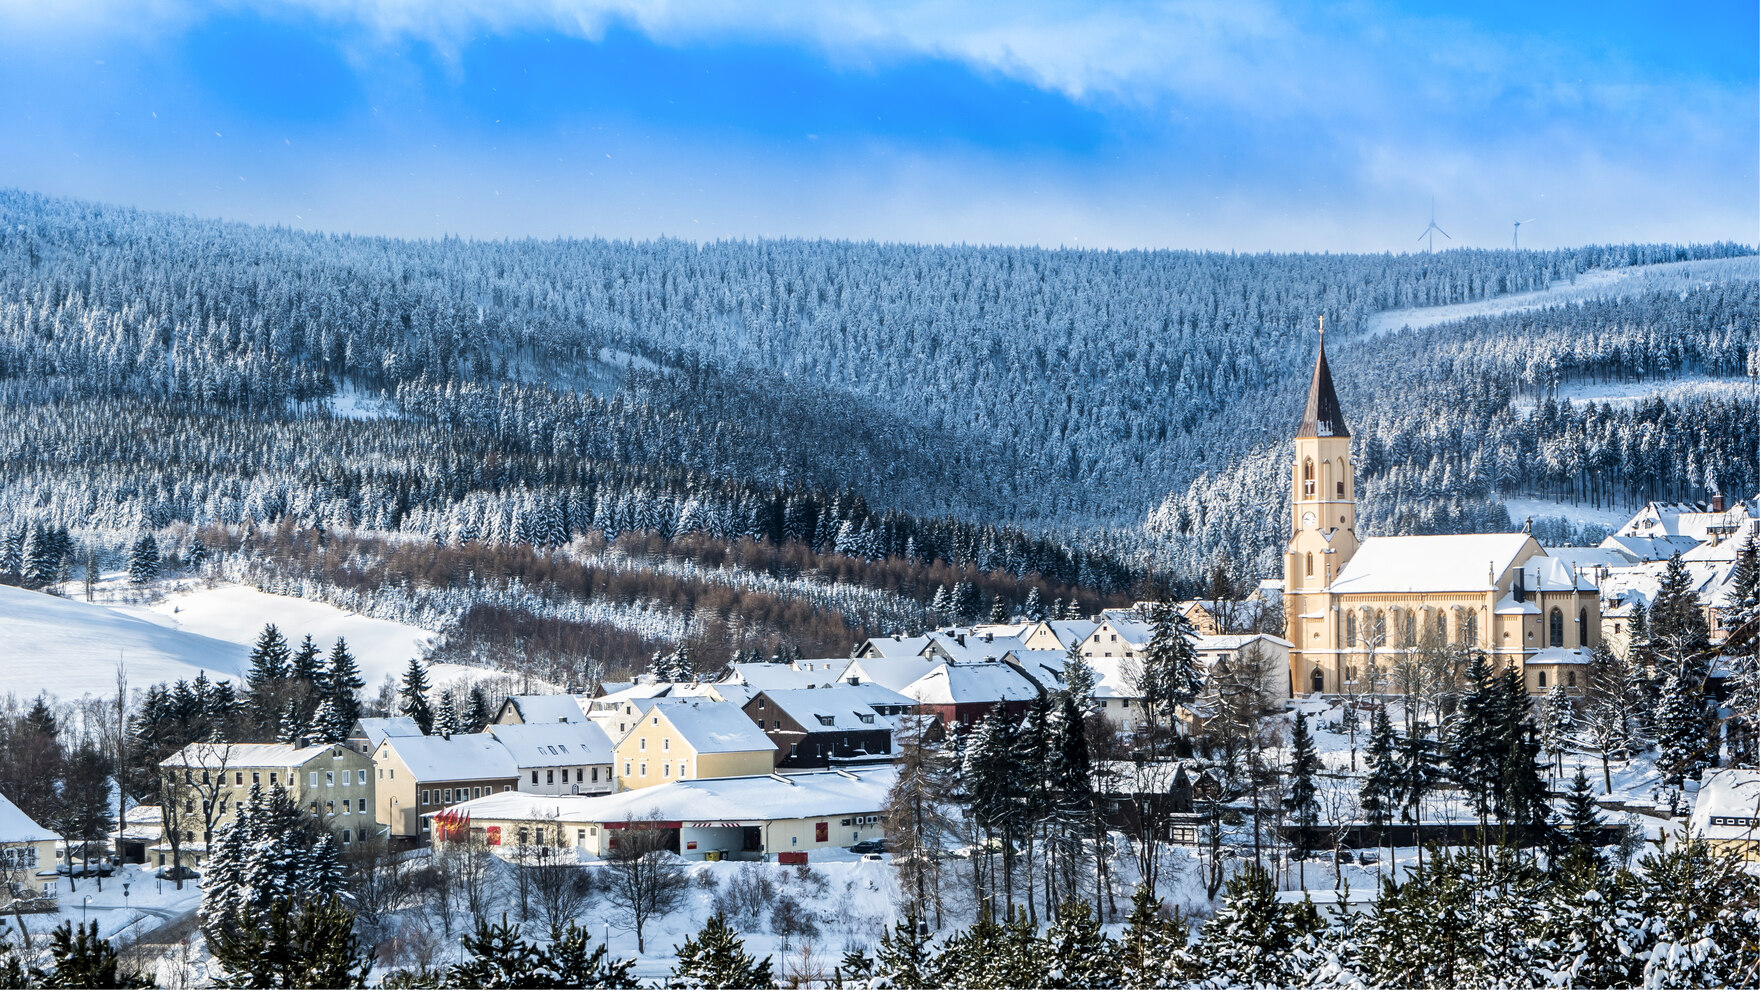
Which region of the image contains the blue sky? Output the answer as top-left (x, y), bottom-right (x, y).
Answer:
top-left (0, 1), bottom-right (1752, 250)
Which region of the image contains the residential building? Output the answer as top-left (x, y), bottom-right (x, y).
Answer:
top-left (493, 695), bottom-right (590, 725)
top-left (1692, 769), bottom-right (1760, 861)
top-left (158, 742), bottom-right (377, 860)
top-left (372, 733), bottom-right (518, 843)
top-left (486, 720), bottom-right (616, 795)
top-left (347, 716), bottom-right (423, 756)
top-left (613, 701), bottom-right (776, 790)
top-left (743, 689), bottom-right (895, 768)
top-left (0, 792), bottom-right (58, 909)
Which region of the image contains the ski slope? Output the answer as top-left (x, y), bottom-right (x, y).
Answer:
top-left (1367, 255), bottom-right (1759, 337)
top-left (0, 585), bottom-right (246, 698)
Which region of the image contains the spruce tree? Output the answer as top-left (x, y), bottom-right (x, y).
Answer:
top-left (1563, 766), bottom-right (1604, 864)
top-left (1286, 711), bottom-right (1321, 861)
top-left (1185, 864), bottom-right (1312, 987)
top-left (1023, 587), bottom-right (1046, 622)
top-left (40, 921), bottom-right (154, 988)
top-left (245, 624), bottom-right (291, 733)
top-left (668, 914), bottom-right (773, 989)
top-left (1539, 683), bottom-right (1575, 777)
top-left (207, 897), bottom-right (371, 990)
top-left (1141, 600), bottom-right (1203, 750)
top-left (464, 685), bottom-right (492, 734)
top-left (1039, 899), bottom-right (1122, 989)
top-left (435, 690), bottom-right (461, 739)
top-left (1060, 642), bottom-right (1099, 715)
top-left (324, 637), bottom-right (365, 730)
top-left (186, 535), bottom-right (208, 570)
top-left (1360, 706), bottom-right (1399, 843)
top-left (127, 534), bottom-right (160, 585)
top-left (1583, 642), bottom-right (1635, 791)
top-left (869, 913), bottom-right (935, 990)
top-left (399, 658), bottom-right (435, 734)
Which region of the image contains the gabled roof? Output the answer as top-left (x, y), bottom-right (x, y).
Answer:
top-left (1093, 617), bottom-right (1153, 648)
top-left (1033, 620), bottom-right (1098, 648)
top-left (353, 716), bottom-right (423, 751)
top-left (1599, 533), bottom-right (1701, 562)
top-left (0, 791), bottom-right (58, 845)
top-left (161, 741), bottom-right (344, 769)
top-left (755, 689), bottom-right (897, 733)
top-left (501, 695), bottom-right (589, 724)
top-left (1692, 769), bottom-right (1760, 842)
top-left (727, 662), bottom-right (850, 691)
top-left (652, 702), bottom-right (776, 755)
top-left (844, 655), bottom-right (945, 693)
top-left (1295, 337), bottom-right (1350, 439)
top-left (1329, 533), bottom-right (1536, 595)
top-left (487, 721), bottom-right (615, 768)
top-left (859, 635), bottom-right (932, 659)
top-left (377, 733), bottom-right (518, 781)
top-left (923, 631), bottom-right (1028, 663)
top-left (903, 662), bottom-right (1040, 706)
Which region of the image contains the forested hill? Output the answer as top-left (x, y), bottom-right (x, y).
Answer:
top-left (0, 189), bottom-right (1754, 600)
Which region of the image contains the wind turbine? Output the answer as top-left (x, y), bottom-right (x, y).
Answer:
top-left (1512, 218), bottom-right (1536, 249)
top-left (1418, 198), bottom-right (1451, 253)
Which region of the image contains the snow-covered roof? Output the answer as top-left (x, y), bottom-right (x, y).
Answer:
top-left (487, 721), bottom-right (615, 768)
top-left (654, 702), bottom-right (776, 755)
top-left (1094, 617), bottom-right (1154, 648)
top-left (727, 662), bottom-right (850, 691)
top-left (353, 716), bottom-right (423, 750)
top-left (1195, 633), bottom-right (1294, 652)
top-left (377, 733), bottom-right (518, 781)
top-left (1543, 546), bottom-right (1638, 570)
top-left (0, 792), bottom-right (58, 845)
top-left (1691, 769), bottom-right (1760, 843)
top-left (965, 622), bottom-right (1034, 639)
top-left (1616, 498), bottom-right (1759, 542)
top-left (1007, 649), bottom-right (1071, 691)
top-left (501, 695), bottom-right (589, 724)
top-left (924, 631), bottom-right (1028, 663)
top-left (1520, 556), bottom-right (1600, 593)
top-left (815, 680), bottom-right (915, 711)
top-left (903, 662), bottom-right (1039, 706)
top-left (1086, 658), bottom-right (1138, 699)
top-left (754, 688), bottom-right (898, 733)
top-left (161, 741), bottom-right (343, 769)
top-left (1029, 620), bottom-right (1098, 648)
top-left (859, 635), bottom-right (932, 659)
top-left (1599, 534), bottom-right (1700, 562)
top-left (1330, 533), bottom-right (1536, 595)
top-left (844, 655), bottom-right (945, 693)
top-left (695, 683), bottom-right (760, 707)
top-left (437, 766), bottom-right (896, 825)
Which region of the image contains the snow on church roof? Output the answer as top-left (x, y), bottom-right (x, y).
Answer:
top-left (1328, 533), bottom-right (1534, 595)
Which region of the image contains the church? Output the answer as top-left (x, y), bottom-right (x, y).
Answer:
top-left (1282, 336), bottom-right (1603, 698)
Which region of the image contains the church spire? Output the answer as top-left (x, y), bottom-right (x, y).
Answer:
top-left (1295, 322), bottom-right (1349, 439)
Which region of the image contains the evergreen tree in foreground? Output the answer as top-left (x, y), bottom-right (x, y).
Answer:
top-left (127, 533), bottom-right (160, 585)
top-left (668, 914), bottom-right (774, 990)
top-left (1286, 710), bottom-right (1321, 861)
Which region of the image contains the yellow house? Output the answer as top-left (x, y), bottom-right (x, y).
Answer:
top-left (1281, 335), bottom-right (1603, 697)
top-left (1692, 769), bottom-right (1760, 862)
top-left (372, 733), bottom-right (519, 843)
top-left (0, 792), bottom-right (59, 909)
top-left (158, 742), bottom-right (378, 865)
top-left (613, 701), bottom-right (775, 790)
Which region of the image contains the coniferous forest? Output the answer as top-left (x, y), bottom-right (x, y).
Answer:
top-left (0, 189), bottom-right (1754, 674)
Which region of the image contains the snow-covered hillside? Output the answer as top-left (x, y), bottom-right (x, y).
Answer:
top-left (1367, 255), bottom-right (1759, 337)
top-left (0, 585), bottom-right (245, 697)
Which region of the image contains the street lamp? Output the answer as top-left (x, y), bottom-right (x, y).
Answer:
top-left (82, 894), bottom-right (92, 928)
top-left (122, 882), bottom-right (130, 915)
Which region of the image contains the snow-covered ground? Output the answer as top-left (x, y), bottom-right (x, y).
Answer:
top-left (1366, 255), bottom-right (1760, 337)
top-left (12, 863), bottom-right (202, 944)
top-left (0, 584), bottom-right (246, 698)
top-left (1498, 495), bottom-right (1634, 532)
top-left (1, 578), bottom-right (482, 701)
top-left (322, 385), bottom-right (399, 420)
top-left (1511, 375), bottom-right (1757, 414)
top-left (114, 583), bottom-right (454, 689)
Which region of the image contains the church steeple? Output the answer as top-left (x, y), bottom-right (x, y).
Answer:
top-left (1295, 331), bottom-right (1350, 439)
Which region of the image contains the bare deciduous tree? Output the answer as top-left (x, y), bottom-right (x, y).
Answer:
top-left (601, 814), bottom-right (689, 952)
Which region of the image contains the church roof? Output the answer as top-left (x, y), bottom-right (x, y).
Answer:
top-left (1295, 337), bottom-right (1350, 439)
top-left (1329, 533), bottom-right (1534, 595)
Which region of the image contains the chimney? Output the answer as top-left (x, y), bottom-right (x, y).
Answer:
top-left (1712, 493), bottom-right (1726, 513)
top-left (956, 633), bottom-right (966, 647)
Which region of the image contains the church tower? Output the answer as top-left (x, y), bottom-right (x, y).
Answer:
top-left (1284, 329), bottom-right (1358, 595)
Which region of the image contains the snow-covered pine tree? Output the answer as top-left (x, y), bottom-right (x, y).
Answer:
top-left (1022, 587), bottom-right (1046, 622)
top-left (1286, 710), bottom-right (1321, 861)
top-left (399, 658), bottom-right (435, 734)
top-left (1182, 864), bottom-right (1313, 987)
top-left (1360, 705), bottom-right (1399, 848)
top-left (127, 533), bottom-right (159, 585)
top-left (868, 913), bottom-right (935, 988)
top-left (435, 690), bottom-right (461, 738)
top-left (325, 637), bottom-right (365, 730)
top-left (1539, 683), bottom-right (1576, 778)
top-left (988, 595), bottom-right (1009, 623)
top-left (667, 914), bottom-right (773, 989)
top-left (186, 535), bottom-right (208, 570)
top-left (1060, 642), bottom-right (1098, 716)
top-left (1038, 898), bottom-right (1121, 989)
top-left (1562, 766), bottom-right (1604, 864)
top-left (464, 685), bottom-right (491, 734)
top-left (1583, 642), bottom-right (1636, 791)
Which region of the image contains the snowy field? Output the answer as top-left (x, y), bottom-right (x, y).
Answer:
top-left (1511, 375), bottom-right (1756, 414)
top-left (1497, 495), bottom-right (1634, 531)
top-left (1366, 255), bottom-right (1759, 337)
top-left (0, 579), bottom-right (484, 701)
top-left (10, 864), bottom-right (202, 945)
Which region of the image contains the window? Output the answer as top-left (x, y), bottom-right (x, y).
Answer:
top-left (1402, 611), bottom-right (1416, 643)
top-left (662, 739), bottom-right (670, 751)
top-left (624, 763), bottom-right (631, 776)
top-left (678, 763), bottom-right (687, 778)
top-left (1549, 609), bottom-right (1564, 648)
top-left (1302, 459), bottom-right (1315, 496)
top-left (1305, 553), bottom-right (1314, 577)
top-left (1435, 612), bottom-right (1447, 644)
top-left (1538, 671), bottom-right (1548, 688)
top-left (1579, 609), bottom-right (1589, 646)
top-left (532, 771), bottom-right (540, 784)
top-left (340, 771), bottom-right (349, 786)
top-left (815, 821), bottom-right (829, 843)
top-left (310, 772), bottom-right (319, 786)
top-left (577, 769), bottom-right (584, 782)
top-left (342, 829), bottom-right (352, 843)
top-left (269, 772), bottom-right (277, 785)
top-left (1345, 611), bottom-right (1357, 647)
top-left (639, 738), bottom-right (647, 751)
top-left (546, 769), bottom-right (555, 785)
top-left (443, 788), bottom-right (453, 803)
top-left (639, 763), bottom-right (648, 777)
top-left (663, 764), bottom-right (670, 777)
top-left (592, 767), bottom-right (600, 782)
top-left (326, 800), bottom-right (335, 815)
top-left (473, 787), bottom-right (482, 799)
top-left (236, 773), bottom-right (244, 785)
top-left (1464, 611), bottom-right (1478, 646)
top-left (1568, 672), bottom-right (1577, 688)
top-left (326, 771), bottom-right (335, 786)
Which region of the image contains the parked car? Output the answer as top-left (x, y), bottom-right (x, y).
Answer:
top-left (849, 838), bottom-right (886, 854)
top-left (57, 862), bottom-right (114, 878)
top-left (155, 866), bottom-right (200, 881)
top-left (860, 852), bottom-right (884, 862)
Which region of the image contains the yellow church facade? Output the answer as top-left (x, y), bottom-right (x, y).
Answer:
top-left (1282, 338), bottom-right (1602, 698)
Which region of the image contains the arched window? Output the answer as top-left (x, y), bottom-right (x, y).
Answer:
top-left (1402, 610), bottom-right (1416, 644)
top-left (1311, 669), bottom-right (1324, 694)
top-left (1336, 458), bottom-right (1347, 497)
top-left (1372, 610), bottom-right (1387, 644)
top-left (1302, 459), bottom-right (1316, 497)
top-left (1305, 552), bottom-right (1314, 577)
top-left (1435, 612), bottom-right (1448, 644)
top-left (1579, 609), bottom-right (1589, 646)
top-left (1345, 611), bottom-right (1357, 647)
top-left (1567, 671), bottom-right (1577, 688)
top-left (1539, 671), bottom-right (1548, 688)
top-left (1464, 610), bottom-right (1479, 646)
top-left (1549, 608), bottom-right (1564, 647)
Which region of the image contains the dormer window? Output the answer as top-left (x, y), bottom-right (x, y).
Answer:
top-left (816, 715), bottom-right (836, 727)
top-left (858, 713), bottom-right (874, 724)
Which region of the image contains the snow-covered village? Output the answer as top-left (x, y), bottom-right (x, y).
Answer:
top-left (0, 3), bottom-right (1756, 988)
